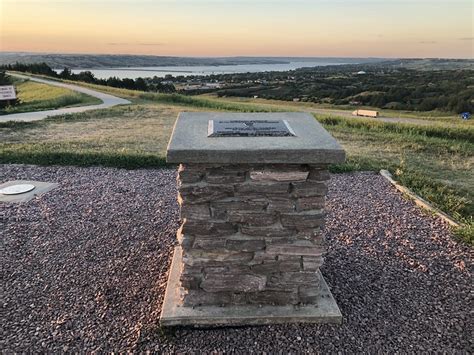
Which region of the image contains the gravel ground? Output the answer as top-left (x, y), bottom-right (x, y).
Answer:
top-left (1, 165), bottom-right (472, 353)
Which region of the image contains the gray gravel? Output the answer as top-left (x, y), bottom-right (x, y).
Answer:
top-left (1, 165), bottom-right (472, 353)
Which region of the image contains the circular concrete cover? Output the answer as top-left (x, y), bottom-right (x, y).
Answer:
top-left (0, 184), bottom-right (36, 195)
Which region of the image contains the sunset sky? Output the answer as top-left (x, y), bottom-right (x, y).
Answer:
top-left (1, 0), bottom-right (473, 58)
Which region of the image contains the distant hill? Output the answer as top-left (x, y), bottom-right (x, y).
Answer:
top-left (0, 52), bottom-right (383, 69)
top-left (367, 58), bottom-right (474, 71)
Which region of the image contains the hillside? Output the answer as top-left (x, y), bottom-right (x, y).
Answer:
top-left (0, 53), bottom-right (383, 69)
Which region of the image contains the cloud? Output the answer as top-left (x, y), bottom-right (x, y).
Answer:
top-left (138, 43), bottom-right (165, 46)
top-left (458, 37), bottom-right (474, 40)
top-left (418, 41), bottom-right (437, 44)
top-left (107, 42), bottom-right (164, 46)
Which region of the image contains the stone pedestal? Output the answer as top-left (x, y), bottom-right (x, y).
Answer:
top-left (161, 112), bottom-right (345, 326)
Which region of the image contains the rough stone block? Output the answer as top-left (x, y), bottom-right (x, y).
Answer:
top-left (230, 293), bottom-right (249, 305)
top-left (211, 199), bottom-right (267, 220)
top-left (294, 230), bottom-right (325, 244)
top-left (267, 197), bottom-right (296, 213)
top-left (290, 181), bottom-right (327, 198)
top-left (241, 224), bottom-right (295, 238)
top-left (227, 211), bottom-right (277, 226)
top-left (204, 264), bottom-right (251, 275)
top-left (280, 210), bottom-right (325, 230)
top-left (251, 259), bottom-right (302, 274)
top-left (302, 256), bottom-right (324, 271)
top-left (183, 250), bottom-right (254, 266)
top-left (182, 219), bottom-right (237, 237)
top-left (180, 203), bottom-right (211, 220)
top-left (266, 272), bottom-right (319, 291)
top-left (235, 182), bottom-right (290, 196)
top-left (206, 168), bottom-right (246, 184)
top-left (182, 290), bottom-right (231, 306)
top-left (250, 251), bottom-right (279, 263)
top-left (226, 238), bottom-right (266, 252)
top-left (266, 240), bottom-right (324, 257)
top-left (307, 168), bottom-right (330, 182)
top-left (296, 196), bottom-right (325, 212)
top-left (201, 274), bottom-right (267, 293)
top-left (249, 169), bottom-right (309, 182)
top-left (179, 184), bottom-right (234, 204)
top-left (192, 237), bottom-right (227, 250)
top-left (211, 199), bottom-right (267, 213)
top-left (247, 291), bottom-right (299, 305)
top-left (178, 164), bottom-right (205, 183)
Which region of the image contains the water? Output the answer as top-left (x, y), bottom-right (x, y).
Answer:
top-left (57, 61), bottom-right (347, 80)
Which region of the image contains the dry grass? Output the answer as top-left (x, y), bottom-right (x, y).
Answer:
top-left (0, 82), bottom-right (472, 239)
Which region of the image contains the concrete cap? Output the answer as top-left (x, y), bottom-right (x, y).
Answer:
top-left (166, 112), bottom-right (346, 164)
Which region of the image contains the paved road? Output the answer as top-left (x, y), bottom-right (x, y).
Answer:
top-left (0, 74), bottom-right (131, 123)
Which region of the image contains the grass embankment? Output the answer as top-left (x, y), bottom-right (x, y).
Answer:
top-left (17, 74), bottom-right (465, 125)
top-left (0, 86), bottom-right (472, 243)
top-left (199, 94), bottom-right (466, 124)
top-left (0, 79), bottom-right (101, 115)
top-left (319, 116), bottom-right (473, 244)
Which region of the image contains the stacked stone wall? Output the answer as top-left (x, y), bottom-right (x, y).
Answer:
top-left (177, 163), bottom-right (330, 306)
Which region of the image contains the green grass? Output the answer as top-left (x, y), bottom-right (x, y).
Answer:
top-left (453, 218), bottom-right (474, 245)
top-left (0, 79), bottom-right (101, 115)
top-left (199, 94), bottom-right (468, 124)
top-left (136, 92), bottom-right (281, 112)
top-left (0, 80), bottom-right (472, 244)
top-left (318, 115), bottom-right (474, 143)
top-left (317, 115), bottom-right (473, 233)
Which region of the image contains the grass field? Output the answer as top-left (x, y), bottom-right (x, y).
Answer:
top-left (198, 94), bottom-right (469, 124)
top-left (0, 82), bottom-right (472, 243)
top-left (13, 75), bottom-right (469, 125)
top-left (0, 79), bottom-right (101, 115)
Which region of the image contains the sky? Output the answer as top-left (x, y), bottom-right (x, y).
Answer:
top-left (0, 0), bottom-right (473, 58)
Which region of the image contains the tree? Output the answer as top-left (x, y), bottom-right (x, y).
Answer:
top-left (59, 67), bottom-right (72, 79)
top-left (134, 77), bottom-right (148, 91)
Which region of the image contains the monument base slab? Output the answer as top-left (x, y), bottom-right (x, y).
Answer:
top-left (160, 247), bottom-right (342, 327)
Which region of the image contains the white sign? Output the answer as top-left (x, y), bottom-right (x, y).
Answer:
top-left (0, 85), bottom-right (17, 100)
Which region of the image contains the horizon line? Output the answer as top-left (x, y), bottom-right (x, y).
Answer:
top-left (0, 51), bottom-right (473, 60)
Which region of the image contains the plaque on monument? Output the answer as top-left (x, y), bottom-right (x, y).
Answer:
top-left (208, 119), bottom-right (296, 137)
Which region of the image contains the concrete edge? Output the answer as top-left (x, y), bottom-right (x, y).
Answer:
top-left (160, 246), bottom-right (343, 327)
top-left (166, 149), bottom-right (346, 164)
top-left (0, 180), bottom-right (59, 203)
top-left (379, 169), bottom-right (460, 228)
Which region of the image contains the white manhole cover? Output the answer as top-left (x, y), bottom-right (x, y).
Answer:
top-left (0, 184), bottom-right (36, 195)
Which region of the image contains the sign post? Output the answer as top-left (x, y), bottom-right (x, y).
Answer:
top-left (0, 85), bottom-right (17, 106)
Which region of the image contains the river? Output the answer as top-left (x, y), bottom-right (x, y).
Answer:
top-left (58, 61), bottom-right (349, 79)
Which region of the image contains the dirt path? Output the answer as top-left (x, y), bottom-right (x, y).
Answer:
top-left (0, 74), bottom-right (130, 123)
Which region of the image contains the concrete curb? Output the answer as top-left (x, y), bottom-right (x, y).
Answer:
top-left (379, 169), bottom-right (460, 228)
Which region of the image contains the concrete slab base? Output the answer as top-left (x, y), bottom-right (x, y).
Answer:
top-left (160, 247), bottom-right (342, 327)
top-left (0, 180), bottom-right (59, 203)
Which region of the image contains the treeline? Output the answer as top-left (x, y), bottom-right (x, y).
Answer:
top-left (1, 62), bottom-right (176, 93)
top-left (212, 65), bottom-right (474, 114)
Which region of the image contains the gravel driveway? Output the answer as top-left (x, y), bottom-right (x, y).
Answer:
top-left (1, 165), bottom-right (472, 353)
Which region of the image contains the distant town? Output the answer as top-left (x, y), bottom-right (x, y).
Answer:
top-left (2, 58), bottom-right (472, 114)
